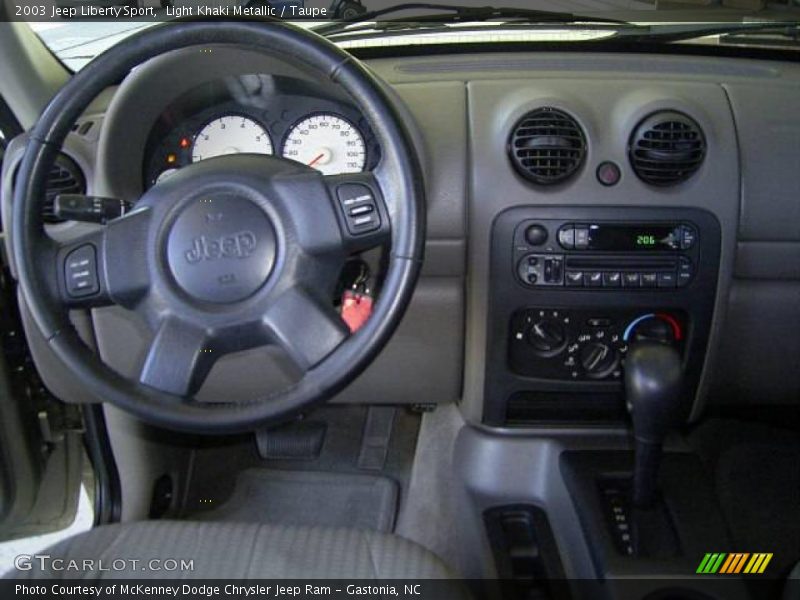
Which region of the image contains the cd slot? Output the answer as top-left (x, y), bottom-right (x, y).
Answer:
top-left (566, 256), bottom-right (677, 271)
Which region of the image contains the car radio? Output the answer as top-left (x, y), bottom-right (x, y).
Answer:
top-left (484, 206), bottom-right (721, 427)
top-left (514, 220), bottom-right (699, 290)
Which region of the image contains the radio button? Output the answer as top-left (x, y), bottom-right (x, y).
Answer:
top-left (677, 258), bottom-right (694, 288)
top-left (565, 271), bottom-right (583, 286)
top-left (584, 271), bottom-right (603, 287)
top-left (641, 273), bottom-right (658, 287)
top-left (575, 228), bottom-right (590, 249)
top-left (622, 272), bottom-right (640, 287)
top-left (603, 272), bottom-right (622, 287)
top-left (680, 224), bottom-right (697, 250)
top-left (658, 272), bottom-right (677, 288)
top-left (517, 255), bottom-right (540, 285)
top-left (558, 227), bottom-right (575, 249)
top-left (544, 257), bottom-right (563, 283)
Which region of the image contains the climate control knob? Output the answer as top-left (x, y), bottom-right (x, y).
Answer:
top-left (580, 342), bottom-right (619, 379)
top-left (528, 318), bottom-right (567, 357)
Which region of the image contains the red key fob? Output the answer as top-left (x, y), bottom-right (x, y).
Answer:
top-left (341, 290), bottom-right (374, 333)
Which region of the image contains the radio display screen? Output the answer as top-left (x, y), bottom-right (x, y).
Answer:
top-left (587, 224), bottom-right (679, 251)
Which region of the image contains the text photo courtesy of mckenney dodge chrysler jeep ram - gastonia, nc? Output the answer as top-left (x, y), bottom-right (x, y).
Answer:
top-left (0, 1), bottom-right (798, 599)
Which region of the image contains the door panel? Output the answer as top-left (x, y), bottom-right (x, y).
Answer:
top-left (0, 96), bottom-right (84, 540)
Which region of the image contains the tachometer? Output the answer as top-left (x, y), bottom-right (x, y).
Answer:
top-left (192, 115), bottom-right (273, 162)
top-left (282, 114), bottom-right (366, 175)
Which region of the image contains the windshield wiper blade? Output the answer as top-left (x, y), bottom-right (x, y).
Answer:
top-left (612, 21), bottom-right (800, 44)
top-left (315, 3), bottom-right (632, 36)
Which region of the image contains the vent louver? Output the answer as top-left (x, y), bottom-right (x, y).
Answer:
top-left (42, 154), bottom-right (85, 223)
top-left (629, 111), bottom-right (706, 186)
top-left (509, 107), bottom-right (586, 185)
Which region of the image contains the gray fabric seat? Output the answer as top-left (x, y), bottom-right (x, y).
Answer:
top-left (10, 520), bottom-right (463, 584)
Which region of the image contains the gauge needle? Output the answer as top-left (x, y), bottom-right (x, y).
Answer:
top-left (307, 153), bottom-right (325, 168)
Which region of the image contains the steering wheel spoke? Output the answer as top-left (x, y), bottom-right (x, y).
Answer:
top-left (54, 208), bottom-right (151, 310)
top-left (324, 172), bottom-right (392, 254)
top-left (139, 318), bottom-right (216, 397)
top-left (264, 287), bottom-right (350, 374)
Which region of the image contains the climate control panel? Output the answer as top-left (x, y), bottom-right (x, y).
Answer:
top-left (509, 308), bottom-right (685, 381)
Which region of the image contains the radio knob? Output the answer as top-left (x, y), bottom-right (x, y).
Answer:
top-left (525, 224), bottom-right (548, 246)
top-left (580, 342), bottom-right (619, 378)
top-left (528, 318), bottom-right (567, 357)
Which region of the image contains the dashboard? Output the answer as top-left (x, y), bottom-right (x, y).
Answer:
top-left (2, 45), bottom-right (799, 421)
top-left (143, 75), bottom-right (380, 188)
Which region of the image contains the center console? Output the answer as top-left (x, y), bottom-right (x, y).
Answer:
top-left (483, 206), bottom-right (721, 427)
top-left (480, 206), bottom-right (751, 600)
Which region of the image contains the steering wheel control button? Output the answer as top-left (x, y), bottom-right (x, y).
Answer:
top-left (524, 224), bottom-right (548, 246)
top-left (65, 245), bottom-right (100, 297)
top-left (167, 196), bottom-right (276, 303)
top-left (337, 183), bottom-right (381, 234)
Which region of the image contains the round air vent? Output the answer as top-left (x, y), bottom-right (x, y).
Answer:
top-left (42, 154), bottom-right (85, 223)
top-left (629, 111), bottom-right (706, 186)
top-left (509, 107), bottom-right (586, 185)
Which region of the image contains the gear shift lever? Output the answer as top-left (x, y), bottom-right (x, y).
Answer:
top-left (624, 342), bottom-right (682, 508)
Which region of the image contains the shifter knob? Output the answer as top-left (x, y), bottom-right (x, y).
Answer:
top-left (625, 342), bottom-right (682, 507)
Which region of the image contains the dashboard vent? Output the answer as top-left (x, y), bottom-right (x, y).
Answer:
top-left (42, 154), bottom-right (85, 223)
top-left (509, 107), bottom-right (586, 185)
top-left (629, 111), bottom-right (706, 186)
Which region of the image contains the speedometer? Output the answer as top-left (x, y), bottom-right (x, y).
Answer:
top-left (192, 115), bottom-right (273, 162)
top-left (282, 114), bottom-right (366, 175)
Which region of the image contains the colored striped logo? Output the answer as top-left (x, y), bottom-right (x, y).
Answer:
top-left (696, 553), bottom-right (773, 574)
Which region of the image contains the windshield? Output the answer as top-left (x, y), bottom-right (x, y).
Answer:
top-left (24, 0), bottom-right (800, 71)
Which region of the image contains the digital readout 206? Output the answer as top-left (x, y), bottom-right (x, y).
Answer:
top-left (636, 234), bottom-right (657, 246)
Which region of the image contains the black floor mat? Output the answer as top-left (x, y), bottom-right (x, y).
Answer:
top-left (179, 405), bottom-right (421, 532)
top-left (690, 419), bottom-right (800, 579)
top-left (195, 468), bottom-right (398, 532)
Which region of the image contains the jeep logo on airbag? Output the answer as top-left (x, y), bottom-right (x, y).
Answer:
top-left (167, 196), bottom-right (276, 304)
top-left (184, 231), bottom-right (257, 263)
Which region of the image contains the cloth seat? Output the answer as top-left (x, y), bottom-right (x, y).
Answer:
top-left (8, 520), bottom-right (464, 585)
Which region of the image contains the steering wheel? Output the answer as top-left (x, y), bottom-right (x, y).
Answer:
top-left (12, 21), bottom-right (425, 433)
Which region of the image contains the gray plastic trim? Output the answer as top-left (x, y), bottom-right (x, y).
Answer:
top-left (736, 241), bottom-right (800, 280)
top-left (460, 77), bottom-right (740, 425)
top-left (724, 82), bottom-right (800, 242)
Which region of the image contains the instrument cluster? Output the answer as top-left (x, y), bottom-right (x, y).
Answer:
top-left (144, 79), bottom-right (380, 189)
